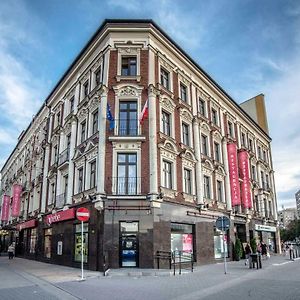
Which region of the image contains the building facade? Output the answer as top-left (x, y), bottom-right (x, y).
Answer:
top-left (278, 207), bottom-right (298, 228)
top-left (295, 190), bottom-right (300, 218)
top-left (0, 20), bottom-right (280, 270)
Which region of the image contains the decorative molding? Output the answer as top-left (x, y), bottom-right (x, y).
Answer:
top-left (180, 108), bottom-right (193, 123)
top-left (159, 95), bottom-right (176, 113)
top-left (77, 107), bottom-right (88, 122)
top-left (113, 84), bottom-right (143, 98)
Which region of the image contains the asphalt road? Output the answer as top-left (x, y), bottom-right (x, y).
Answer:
top-left (0, 256), bottom-right (299, 300)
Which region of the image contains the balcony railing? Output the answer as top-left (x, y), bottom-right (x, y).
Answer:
top-left (110, 177), bottom-right (142, 195)
top-left (115, 119), bottom-right (138, 136)
top-left (58, 148), bottom-right (70, 166)
top-left (56, 193), bottom-right (66, 208)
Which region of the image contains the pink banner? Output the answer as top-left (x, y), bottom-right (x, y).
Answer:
top-left (238, 151), bottom-right (252, 209)
top-left (45, 208), bottom-right (75, 225)
top-left (16, 219), bottom-right (37, 231)
top-left (227, 143), bottom-right (241, 206)
top-left (11, 184), bottom-right (22, 217)
top-left (1, 195), bottom-right (11, 222)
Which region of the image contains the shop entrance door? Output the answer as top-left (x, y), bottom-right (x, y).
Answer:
top-left (120, 221), bottom-right (139, 267)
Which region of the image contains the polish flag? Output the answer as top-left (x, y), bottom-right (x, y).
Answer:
top-left (139, 100), bottom-right (148, 124)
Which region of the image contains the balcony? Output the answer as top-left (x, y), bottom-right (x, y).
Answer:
top-left (110, 177), bottom-right (142, 195)
top-left (56, 193), bottom-right (66, 208)
top-left (115, 119), bottom-right (138, 136)
top-left (58, 148), bottom-right (70, 166)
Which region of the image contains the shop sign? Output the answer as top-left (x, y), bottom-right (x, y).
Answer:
top-left (238, 151), bottom-right (252, 209)
top-left (1, 195), bottom-right (11, 222)
top-left (182, 234), bottom-right (193, 253)
top-left (255, 224), bottom-right (276, 232)
top-left (45, 208), bottom-right (75, 225)
top-left (227, 143), bottom-right (241, 206)
top-left (16, 219), bottom-right (37, 231)
top-left (11, 184), bottom-right (22, 217)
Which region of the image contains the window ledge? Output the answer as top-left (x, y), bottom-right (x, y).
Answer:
top-left (108, 136), bottom-right (146, 142)
top-left (116, 75), bottom-right (141, 82)
top-left (182, 193), bottom-right (196, 203)
top-left (160, 187), bottom-right (177, 199)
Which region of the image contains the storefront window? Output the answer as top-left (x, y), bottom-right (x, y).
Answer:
top-left (29, 228), bottom-right (37, 254)
top-left (171, 223), bottom-right (194, 255)
top-left (74, 223), bottom-right (88, 263)
top-left (44, 228), bottom-right (52, 258)
top-left (214, 228), bottom-right (228, 259)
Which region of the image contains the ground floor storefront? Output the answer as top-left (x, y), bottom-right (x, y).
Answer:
top-left (5, 200), bottom-right (280, 270)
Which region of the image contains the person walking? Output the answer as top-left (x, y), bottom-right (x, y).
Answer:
top-left (261, 241), bottom-right (267, 259)
top-left (8, 244), bottom-right (15, 260)
top-left (245, 242), bottom-right (252, 266)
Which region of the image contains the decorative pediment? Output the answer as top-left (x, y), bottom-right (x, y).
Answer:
top-left (181, 149), bottom-right (196, 162)
top-left (73, 148), bottom-right (83, 161)
top-left (216, 165), bottom-right (226, 176)
top-left (77, 107), bottom-right (88, 122)
top-left (178, 70), bottom-right (191, 85)
top-left (63, 121), bottom-right (72, 134)
top-left (160, 96), bottom-right (176, 113)
top-left (200, 122), bottom-right (210, 133)
top-left (79, 73), bottom-right (89, 84)
top-left (89, 95), bottom-right (101, 112)
top-left (50, 134), bottom-right (59, 144)
top-left (91, 57), bottom-right (103, 72)
top-left (158, 54), bottom-right (174, 72)
top-left (180, 108), bottom-right (193, 123)
top-left (213, 130), bottom-right (222, 141)
top-left (113, 84), bottom-right (143, 98)
top-left (158, 139), bottom-right (178, 153)
top-left (118, 47), bottom-right (139, 55)
top-left (199, 88), bottom-right (210, 101)
top-left (65, 88), bottom-right (75, 100)
top-left (202, 159), bottom-right (214, 170)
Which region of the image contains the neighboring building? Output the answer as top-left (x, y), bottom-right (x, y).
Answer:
top-left (278, 207), bottom-right (298, 228)
top-left (295, 190), bottom-right (300, 218)
top-left (0, 19), bottom-right (280, 270)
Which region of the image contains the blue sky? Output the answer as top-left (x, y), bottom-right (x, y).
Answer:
top-left (0, 0), bottom-right (299, 209)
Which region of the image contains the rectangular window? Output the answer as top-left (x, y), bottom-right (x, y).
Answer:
top-left (228, 121), bottom-right (234, 137)
top-left (182, 123), bottom-right (190, 146)
top-left (162, 110), bottom-right (171, 136)
top-left (258, 146), bottom-right (262, 159)
top-left (29, 228), bottom-right (37, 254)
top-left (266, 174), bottom-right (270, 189)
top-left (117, 153), bottom-right (137, 195)
top-left (63, 175), bottom-right (68, 203)
top-left (171, 223), bottom-right (194, 256)
top-left (53, 145), bottom-right (58, 164)
top-left (74, 223), bottom-right (88, 263)
top-left (50, 183), bottom-right (55, 205)
top-left (83, 80), bottom-right (89, 97)
top-left (217, 180), bottom-right (223, 202)
top-left (160, 68), bottom-right (170, 90)
top-left (162, 160), bottom-right (172, 189)
top-left (241, 132), bottom-right (246, 147)
top-left (212, 108), bottom-right (218, 125)
top-left (81, 121), bottom-right (86, 143)
top-left (199, 98), bottom-right (206, 116)
top-left (90, 160), bottom-right (96, 189)
top-left (180, 83), bottom-right (187, 102)
top-left (201, 134), bottom-right (208, 156)
top-left (214, 142), bottom-right (220, 162)
top-left (204, 175), bottom-right (211, 199)
top-left (119, 101), bottom-right (137, 136)
top-left (70, 96), bottom-right (74, 113)
top-left (251, 165), bottom-right (256, 181)
top-left (263, 150), bottom-right (267, 162)
top-left (92, 110), bottom-right (98, 134)
top-left (260, 171), bottom-right (264, 189)
top-left (78, 167), bottom-right (84, 193)
top-left (249, 139), bottom-right (253, 152)
top-left (44, 228), bottom-right (52, 259)
top-left (56, 112), bottom-right (61, 127)
top-left (95, 67), bottom-right (101, 86)
top-left (121, 57), bottom-right (137, 76)
top-left (184, 168), bottom-right (192, 194)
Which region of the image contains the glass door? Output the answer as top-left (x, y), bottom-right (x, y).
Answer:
top-left (120, 222), bottom-right (138, 267)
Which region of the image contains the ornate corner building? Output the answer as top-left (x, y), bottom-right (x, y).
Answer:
top-left (0, 20), bottom-right (279, 270)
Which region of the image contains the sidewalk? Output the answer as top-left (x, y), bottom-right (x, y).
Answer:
top-left (1, 253), bottom-right (297, 283)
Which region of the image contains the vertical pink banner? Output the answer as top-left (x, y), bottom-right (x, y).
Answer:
top-left (11, 184), bottom-right (22, 217)
top-left (238, 151), bottom-right (252, 209)
top-left (227, 143), bottom-right (241, 206)
top-left (1, 195), bottom-right (11, 222)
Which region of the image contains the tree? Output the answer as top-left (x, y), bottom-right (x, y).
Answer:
top-left (234, 238), bottom-right (243, 261)
top-left (280, 219), bottom-right (300, 242)
top-left (250, 238), bottom-right (257, 253)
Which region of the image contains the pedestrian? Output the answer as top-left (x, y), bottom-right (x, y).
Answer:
top-left (261, 241), bottom-right (267, 259)
top-left (289, 244), bottom-right (294, 261)
top-left (245, 242), bottom-right (252, 266)
top-left (8, 244), bottom-right (14, 260)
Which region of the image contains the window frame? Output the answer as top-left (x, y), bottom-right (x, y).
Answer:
top-left (183, 168), bottom-right (192, 195)
top-left (160, 67), bottom-right (170, 90)
top-left (162, 159), bottom-right (173, 189)
top-left (182, 122), bottom-right (190, 146)
top-left (121, 56), bottom-right (137, 76)
top-left (203, 175), bottom-right (211, 199)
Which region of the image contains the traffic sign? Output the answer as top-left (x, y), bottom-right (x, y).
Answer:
top-left (76, 207), bottom-right (90, 222)
top-left (216, 216), bottom-right (230, 231)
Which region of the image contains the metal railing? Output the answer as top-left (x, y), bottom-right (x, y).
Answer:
top-left (110, 177), bottom-right (142, 195)
top-left (58, 148), bottom-right (70, 166)
top-left (56, 193), bottom-right (66, 208)
top-left (115, 119), bottom-right (138, 136)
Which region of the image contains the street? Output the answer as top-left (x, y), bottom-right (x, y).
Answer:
top-left (0, 255), bottom-right (299, 300)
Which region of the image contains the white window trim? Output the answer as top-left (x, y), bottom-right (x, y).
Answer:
top-left (182, 166), bottom-right (195, 195)
top-left (117, 47), bottom-right (141, 81)
top-left (159, 96), bottom-right (176, 139)
top-left (158, 58), bottom-right (174, 93)
top-left (112, 142), bottom-right (142, 195)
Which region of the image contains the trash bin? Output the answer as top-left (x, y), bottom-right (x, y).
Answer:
top-left (250, 253), bottom-right (262, 269)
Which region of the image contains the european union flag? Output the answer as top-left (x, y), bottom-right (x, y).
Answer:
top-left (106, 103), bottom-right (115, 130)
